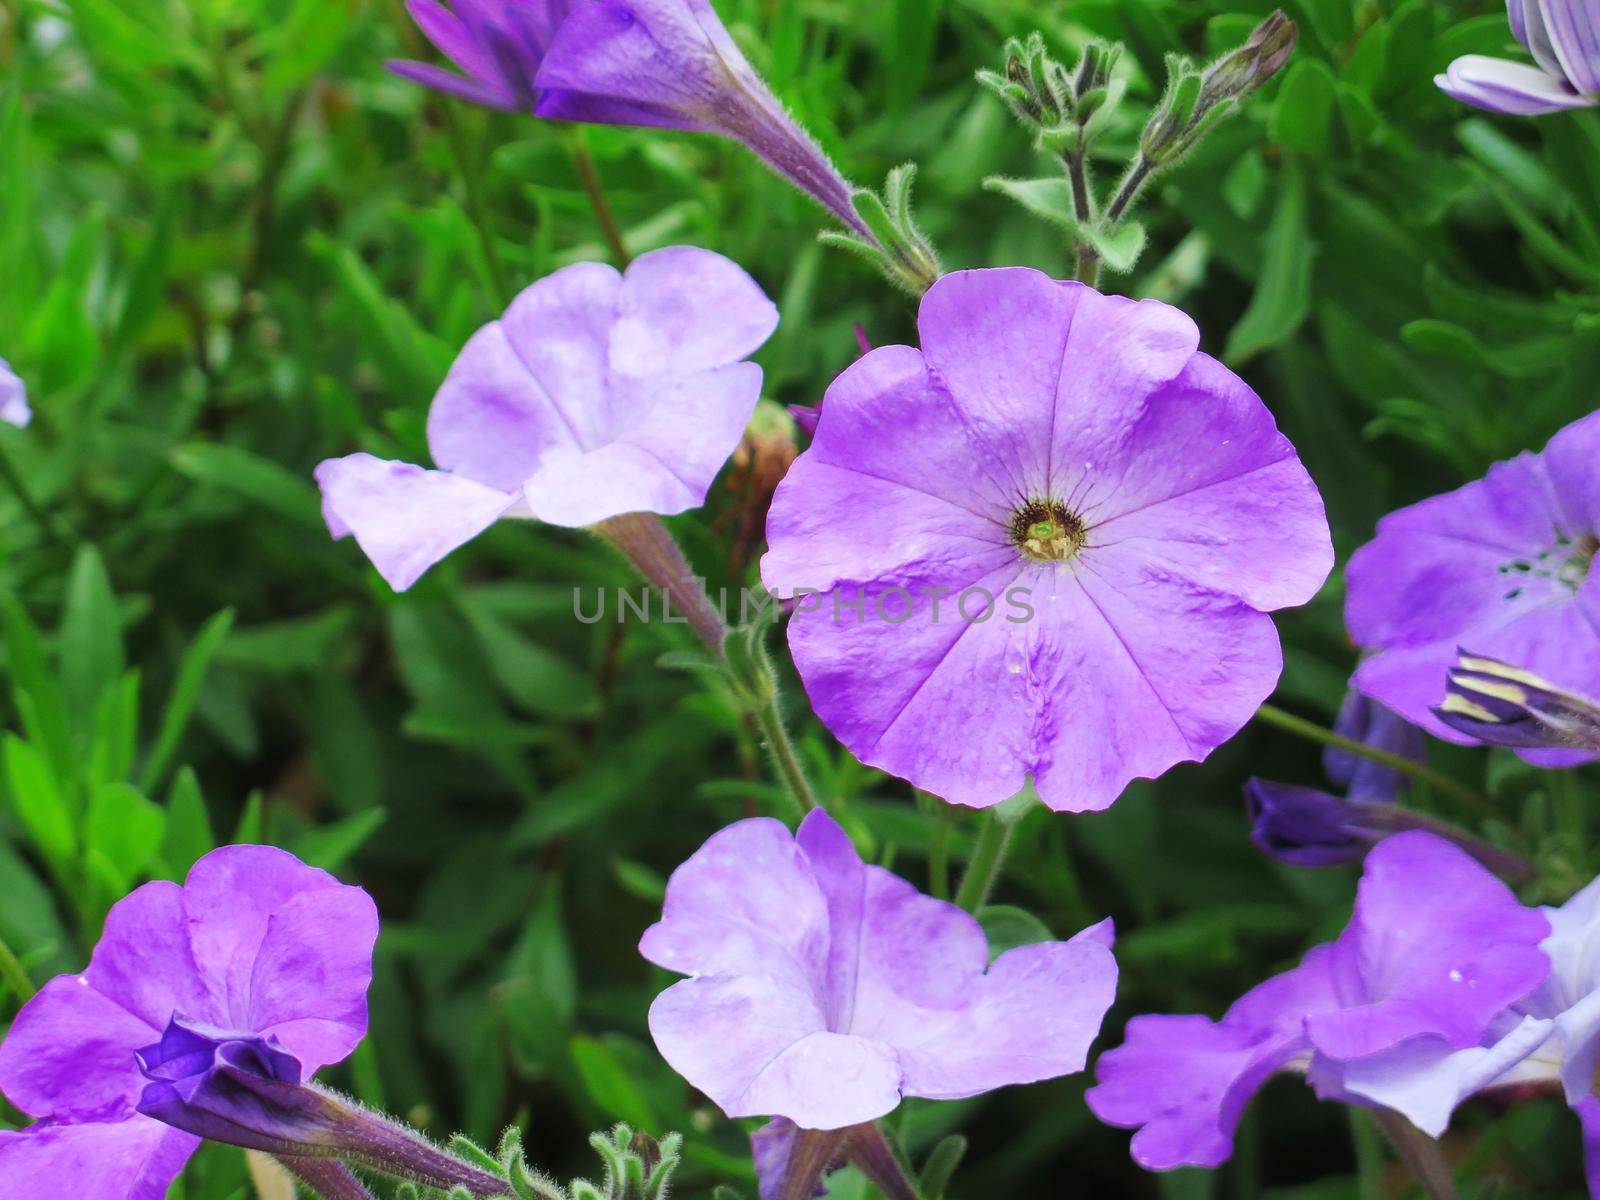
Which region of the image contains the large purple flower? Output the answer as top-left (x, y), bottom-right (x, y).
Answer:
top-left (316, 246), bottom-right (777, 591)
top-left (0, 846), bottom-right (378, 1198)
top-left (0, 356), bottom-right (29, 428)
top-left (641, 809), bottom-right (1117, 1131)
top-left (1346, 411), bottom-right (1600, 763)
top-left (1086, 831), bottom-right (1550, 1171)
top-left (760, 268), bottom-right (1333, 812)
top-left (1437, 1), bottom-right (1599, 115)
top-left (391, 1), bottom-right (869, 237)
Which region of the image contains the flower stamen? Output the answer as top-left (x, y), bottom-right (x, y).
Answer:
top-left (1011, 499), bottom-right (1086, 562)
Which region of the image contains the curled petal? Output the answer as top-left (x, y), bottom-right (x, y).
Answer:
top-left (1436, 55), bottom-right (1595, 114)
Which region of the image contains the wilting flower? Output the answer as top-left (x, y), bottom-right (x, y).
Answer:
top-left (642, 810), bottom-right (1117, 1132)
top-left (1437, 0), bottom-right (1599, 115)
top-left (0, 357), bottom-right (30, 428)
top-left (1246, 691), bottom-right (1423, 866)
top-left (0, 846), bottom-right (378, 1198)
top-left (1436, 649), bottom-right (1600, 753)
top-left (1086, 832), bottom-right (1550, 1170)
top-left (761, 268), bottom-right (1332, 812)
top-left (1346, 411), bottom-right (1600, 764)
top-left (392, 0), bottom-right (870, 237)
top-left (316, 246), bottom-right (777, 591)
top-left (1328, 872), bottom-right (1600, 1192)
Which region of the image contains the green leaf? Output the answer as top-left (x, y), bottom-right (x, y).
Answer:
top-left (570, 1035), bottom-right (660, 1131)
top-left (291, 808), bottom-right (387, 872)
top-left (86, 782), bottom-right (166, 896)
top-left (1224, 165), bottom-right (1315, 364)
top-left (161, 766), bottom-right (215, 877)
top-left (170, 445), bottom-right (324, 529)
top-left (3, 734), bottom-right (76, 868)
top-left (139, 608), bottom-right (236, 793)
top-left (976, 904), bottom-right (1055, 958)
top-left (1270, 60), bottom-right (1339, 157)
top-left (60, 544), bottom-right (126, 726)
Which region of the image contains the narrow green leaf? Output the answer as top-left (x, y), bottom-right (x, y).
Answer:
top-left (139, 608), bottom-right (236, 793)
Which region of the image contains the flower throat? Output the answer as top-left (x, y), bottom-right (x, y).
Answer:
top-left (1011, 499), bottom-right (1086, 562)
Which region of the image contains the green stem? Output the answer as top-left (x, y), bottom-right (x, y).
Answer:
top-left (1105, 154), bottom-right (1155, 224)
top-left (955, 811), bottom-right (1014, 913)
top-left (1255, 703), bottom-right (1492, 816)
top-left (564, 128), bottom-right (631, 267)
top-left (748, 680), bottom-right (818, 815)
top-left (0, 933), bottom-right (36, 1003)
top-left (442, 104), bottom-right (513, 306)
top-left (925, 796), bottom-right (953, 900)
top-left (1064, 149), bottom-right (1100, 287)
top-left (1349, 1110), bottom-right (1385, 1200)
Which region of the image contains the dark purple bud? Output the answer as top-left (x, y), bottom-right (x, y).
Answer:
top-left (1434, 650), bottom-right (1600, 753)
top-left (1201, 10), bottom-right (1296, 107)
top-left (1245, 779), bottom-right (1385, 867)
top-left (1324, 692), bottom-right (1424, 803)
top-left (751, 1119), bottom-right (846, 1200)
top-left (135, 1019), bottom-right (343, 1156)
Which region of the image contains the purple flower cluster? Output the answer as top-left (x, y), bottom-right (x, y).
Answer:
top-left (762, 267), bottom-right (1332, 812)
top-left (1087, 832), bottom-right (1552, 1170)
top-left (1438, 0), bottom-right (1600, 114)
top-left (0, 846), bottom-right (377, 1198)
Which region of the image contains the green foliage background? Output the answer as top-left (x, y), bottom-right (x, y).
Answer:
top-left (2, 0), bottom-right (1598, 1196)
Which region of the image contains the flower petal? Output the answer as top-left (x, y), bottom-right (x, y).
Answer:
top-left (0, 1116), bottom-right (198, 1200)
top-left (1307, 831), bottom-right (1552, 1060)
top-left (1510, 0), bottom-right (1568, 74)
top-left (1540, 0), bottom-right (1600, 93)
top-left (314, 454), bottom-right (517, 592)
top-left (638, 817), bottom-right (829, 998)
top-left (1436, 55), bottom-right (1594, 114)
top-left (610, 246), bottom-right (778, 385)
top-left (1086, 352), bottom-right (1332, 612)
top-left (0, 976), bottom-right (160, 1119)
top-left (428, 261), bottom-right (623, 489)
top-left (647, 974), bottom-right (900, 1128)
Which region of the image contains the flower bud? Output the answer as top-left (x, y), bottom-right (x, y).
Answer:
top-left (1435, 651), bottom-right (1600, 753)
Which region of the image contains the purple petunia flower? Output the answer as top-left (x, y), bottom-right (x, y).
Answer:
top-left (0, 357), bottom-right (30, 428)
top-left (0, 846), bottom-right (378, 1199)
top-left (1346, 410), bottom-right (1600, 766)
top-left (760, 268), bottom-right (1333, 813)
top-left (1437, 1), bottom-right (1600, 115)
top-left (391, 0), bottom-right (871, 238)
top-left (316, 246), bottom-right (777, 591)
top-left (641, 809), bottom-right (1117, 1134)
top-left (1086, 831), bottom-right (1551, 1171)
top-left (1246, 690), bottom-right (1423, 866)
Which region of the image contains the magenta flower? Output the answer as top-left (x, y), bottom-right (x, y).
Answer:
top-left (0, 356), bottom-right (29, 428)
top-left (1086, 831), bottom-right (1550, 1171)
top-left (0, 846), bottom-right (378, 1198)
top-left (760, 268), bottom-right (1332, 812)
top-left (1437, 1), bottom-right (1599, 115)
top-left (392, 0), bottom-right (871, 238)
top-left (641, 809), bottom-right (1117, 1132)
top-left (1346, 410), bottom-right (1600, 764)
top-left (316, 246), bottom-right (777, 591)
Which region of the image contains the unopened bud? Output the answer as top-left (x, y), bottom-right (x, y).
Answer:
top-left (1201, 10), bottom-right (1296, 107)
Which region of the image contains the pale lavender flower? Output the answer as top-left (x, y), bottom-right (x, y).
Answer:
top-left (0, 357), bottom-right (30, 428)
top-left (1086, 831), bottom-right (1550, 1170)
top-left (1437, 1), bottom-right (1600, 115)
top-left (0, 846), bottom-right (378, 1198)
top-left (316, 246), bottom-right (777, 591)
top-left (391, 0), bottom-right (871, 238)
top-left (761, 268), bottom-right (1332, 812)
top-left (1346, 411), bottom-right (1600, 766)
top-left (641, 809), bottom-right (1117, 1131)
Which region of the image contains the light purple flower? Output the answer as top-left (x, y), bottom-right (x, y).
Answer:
top-left (760, 268), bottom-right (1333, 812)
top-left (1346, 411), bottom-right (1600, 765)
top-left (1437, 1), bottom-right (1599, 115)
top-left (1086, 831), bottom-right (1550, 1171)
top-left (0, 846), bottom-right (378, 1199)
top-left (392, 0), bottom-right (871, 238)
top-left (316, 246), bottom-right (777, 591)
top-left (0, 357), bottom-right (30, 428)
top-left (641, 809), bottom-right (1117, 1131)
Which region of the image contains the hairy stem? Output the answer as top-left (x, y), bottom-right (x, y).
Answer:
top-left (1373, 1110), bottom-right (1461, 1200)
top-left (1105, 154), bottom-right (1155, 224)
top-left (1064, 149), bottom-right (1100, 287)
top-left (846, 1125), bottom-right (919, 1200)
top-left (745, 667), bottom-right (818, 815)
top-left (278, 1157), bottom-right (378, 1200)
